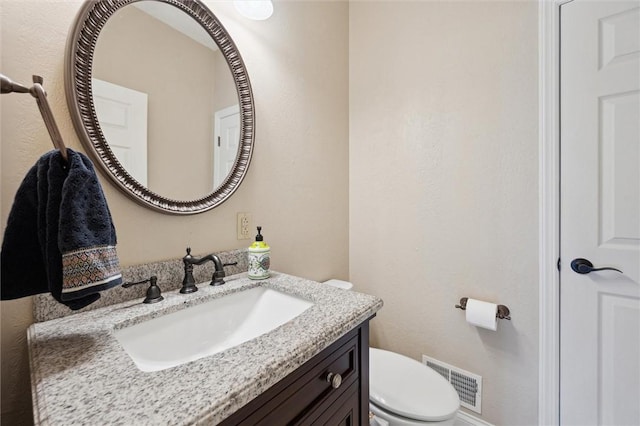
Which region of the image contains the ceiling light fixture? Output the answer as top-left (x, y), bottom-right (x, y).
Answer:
top-left (234, 0), bottom-right (274, 21)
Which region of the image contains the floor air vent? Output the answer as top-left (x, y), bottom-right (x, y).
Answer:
top-left (422, 355), bottom-right (482, 414)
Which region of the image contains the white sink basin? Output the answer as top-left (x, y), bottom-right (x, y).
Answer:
top-left (114, 286), bottom-right (313, 372)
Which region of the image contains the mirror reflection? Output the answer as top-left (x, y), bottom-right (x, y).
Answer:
top-left (92, 1), bottom-right (240, 201)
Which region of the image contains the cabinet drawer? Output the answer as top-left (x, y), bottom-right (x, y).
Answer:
top-left (221, 326), bottom-right (362, 426)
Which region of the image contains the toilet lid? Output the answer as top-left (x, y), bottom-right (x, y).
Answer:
top-left (369, 348), bottom-right (460, 422)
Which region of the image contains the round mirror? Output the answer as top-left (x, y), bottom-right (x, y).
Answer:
top-left (65, 0), bottom-right (254, 214)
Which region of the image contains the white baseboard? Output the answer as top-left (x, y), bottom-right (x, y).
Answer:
top-left (456, 410), bottom-right (494, 426)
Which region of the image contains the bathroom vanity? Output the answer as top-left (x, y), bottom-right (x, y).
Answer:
top-left (28, 272), bottom-right (382, 425)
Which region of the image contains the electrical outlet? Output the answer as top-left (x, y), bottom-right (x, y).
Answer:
top-left (237, 212), bottom-right (251, 240)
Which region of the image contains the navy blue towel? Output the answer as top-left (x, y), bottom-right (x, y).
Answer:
top-left (1, 149), bottom-right (122, 310)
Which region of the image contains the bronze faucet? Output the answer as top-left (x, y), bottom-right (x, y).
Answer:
top-left (181, 248), bottom-right (238, 293)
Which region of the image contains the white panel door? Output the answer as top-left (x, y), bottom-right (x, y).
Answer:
top-left (560, 1), bottom-right (640, 425)
top-left (92, 78), bottom-right (148, 186)
top-left (213, 104), bottom-right (240, 189)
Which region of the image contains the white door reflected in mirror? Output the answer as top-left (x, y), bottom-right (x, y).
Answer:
top-left (214, 105), bottom-right (240, 189)
top-left (92, 78), bottom-right (148, 186)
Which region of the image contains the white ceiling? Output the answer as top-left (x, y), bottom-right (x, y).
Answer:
top-left (133, 2), bottom-right (219, 52)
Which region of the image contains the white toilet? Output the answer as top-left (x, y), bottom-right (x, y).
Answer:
top-left (324, 279), bottom-right (461, 426)
top-left (369, 348), bottom-right (460, 425)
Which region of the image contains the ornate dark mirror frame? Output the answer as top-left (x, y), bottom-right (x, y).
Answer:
top-left (65, 0), bottom-right (254, 215)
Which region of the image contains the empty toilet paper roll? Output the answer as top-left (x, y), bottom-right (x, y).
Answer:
top-left (465, 298), bottom-right (498, 331)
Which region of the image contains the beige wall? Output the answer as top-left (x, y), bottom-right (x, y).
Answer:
top-left (2, 1), bottom-right (542, 424)
top-left (350, 1), bottom-right (539, 425)
top-left (213, 49), bottom-right (238, 113)
top-left (0, 1), bottom-right (349, 423)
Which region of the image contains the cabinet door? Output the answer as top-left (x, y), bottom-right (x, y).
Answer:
top-left (219, 323), bottom-right (369, 426)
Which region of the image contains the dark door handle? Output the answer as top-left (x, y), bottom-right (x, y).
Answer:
top-left (570, 258), bottom-right (622, 275)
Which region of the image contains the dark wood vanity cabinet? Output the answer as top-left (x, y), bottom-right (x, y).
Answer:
top-left (220, 319), bottom-right (371, 426)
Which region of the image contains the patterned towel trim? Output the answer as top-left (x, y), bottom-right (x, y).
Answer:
top-left (61, 273), bottom-right (123, 294)
top-left (61, 245), bottom-right (122, 298)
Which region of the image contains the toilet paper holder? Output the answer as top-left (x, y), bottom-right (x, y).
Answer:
top-left (455, 297), bottom-right (511, 320)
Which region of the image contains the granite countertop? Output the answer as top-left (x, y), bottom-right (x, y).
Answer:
top-left (28, 272), bottom-right (383, 425)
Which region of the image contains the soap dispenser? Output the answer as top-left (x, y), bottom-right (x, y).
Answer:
top-left (248, 226), bottom-right (270, 280)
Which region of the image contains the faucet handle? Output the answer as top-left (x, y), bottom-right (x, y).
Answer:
top-left (211, 261), bottom-right (239, 286)
top-left (180, 247), bottom-right (199, 294)
top-left (122, 276), bottom-right (164, 304)
top-left (183, 247), bottom-right (193, 261)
